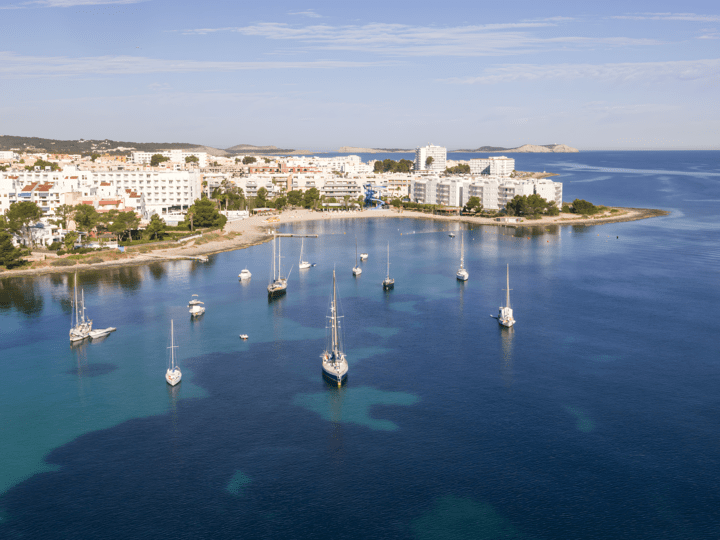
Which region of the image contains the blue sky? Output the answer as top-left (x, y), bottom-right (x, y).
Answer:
top-left (1, 0), bottom-right (719, 150)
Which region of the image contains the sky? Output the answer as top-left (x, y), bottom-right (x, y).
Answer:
top-left (1, 0), bottom-right (719, 150)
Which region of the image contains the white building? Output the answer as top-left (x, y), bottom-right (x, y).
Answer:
top-left (411, 175), bottom-right (562, 211)
top-left (131, 150), bottom-right (208, 168)
top-left (415, 145), bottom-right (447, 173)
top-left (0, 151), bottom-right (18, 161)
top-left (469, 156), bottom-right (515, 177)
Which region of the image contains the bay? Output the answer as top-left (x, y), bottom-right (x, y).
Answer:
top-left (0, 151), bottom-right (719, 539)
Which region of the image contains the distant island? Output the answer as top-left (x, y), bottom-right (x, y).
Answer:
top-left (455, 144), bottom-right (579, 153)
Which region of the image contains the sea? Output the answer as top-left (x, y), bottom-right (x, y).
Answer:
top-left (0, 151), bottom-right (719, 539)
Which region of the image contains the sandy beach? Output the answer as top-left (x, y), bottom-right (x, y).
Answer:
top-left (0, 206), bottom-right (668, 277)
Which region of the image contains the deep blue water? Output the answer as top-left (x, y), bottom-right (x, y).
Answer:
top-left (1, 151), bottom-right (719, 539)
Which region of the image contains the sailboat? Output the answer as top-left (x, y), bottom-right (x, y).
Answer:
top-left (382, 242), bottom-right (394, 289)
top-left (165, 319), bottom-right (182, 386)
top-left (352, 238), bottom-right (362, 276)
top-left (299, 238), bottom-right (312, 269)
top-left (321, 269), bottom-right (349, 386)
top-left (497, 264), bottom-right (515, 327)
top-left (268, 235), bottom-right (291, 297)
top-left (69, 273), bottom-right (92, 342)
top-left (188, 294), bottom-right (205, 317)
top-left (456, 233), bottom-right (469, 281)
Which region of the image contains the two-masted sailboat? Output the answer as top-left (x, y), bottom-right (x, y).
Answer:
top-left (268, 235), bottom-right (290, 298)
top-left (456, 233), bottom-right (469, 281)
top-left (69, 273), bottom-right (92, 342)
top-left (165, 319), bottom-right (182, 386)
top-left (321, 269), bottom-right (349, 386)
top-left (497, 264), bottom-right (515, 327)
top-left (352, 239), bottom-right (362, 276)
top-left (382, 242), bottom-right (394, 289)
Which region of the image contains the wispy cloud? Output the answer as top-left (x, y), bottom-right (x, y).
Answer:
top-left (613, 12), bottom-right (720, 22)
top-left (0, 51), bottom-right (396, 77)
top-left (442, 58), bottom-right (720, 84)
top-left (0, 0), bottom-right (144, 8)
top-left (288, 10), bottom-right (322, 18)
top-left (179, 22), bottom-right (660, 56)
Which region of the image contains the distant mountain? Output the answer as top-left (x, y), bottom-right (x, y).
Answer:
top-left (224, 144), bottom-right (298, 155)
top-left (337, 146), bottom-right (412, 153)
top-left (455, 143), bottom-right (579, 153)
top-left (0, 135), bottom-right (209, 155)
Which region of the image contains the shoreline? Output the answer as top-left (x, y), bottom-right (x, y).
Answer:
top-left (0, 206), bottom-right (668, 277)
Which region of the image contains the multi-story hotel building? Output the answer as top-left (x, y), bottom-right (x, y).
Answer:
top-left (469, 156), bottom-right (515, 177)
top-left (415, 145), bottom-right (447, 173)
top-left (131, 150), bottom-right (208, 168)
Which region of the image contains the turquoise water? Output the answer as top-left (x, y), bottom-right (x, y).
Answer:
top-left (1, 151), bottom-right (719, 538)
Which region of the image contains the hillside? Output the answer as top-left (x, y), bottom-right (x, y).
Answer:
top-left (0, 135), bottom-right (209, 155)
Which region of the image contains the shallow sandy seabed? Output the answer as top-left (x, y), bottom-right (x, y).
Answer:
top-left (1, 207), bottom-right (667, 277)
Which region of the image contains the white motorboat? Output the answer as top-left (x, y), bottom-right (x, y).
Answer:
top-left (449, 233), bottom-right (455, 238)
top-left (238, 268), bottom-right (252, 280)
top-left (321, 269), bottom-right (349, 386)
top-left (382, 242), bottom-right (394, 290)
top-left (239, 334), bottom-right (249, 340)
top-left (165, 320), bottom-right (182, 386)
top-left (497, 264), bottom-right (515, 327)
top-left (89, 327), bottom-right (116, 340)
top-left (352, 239), bottom-right (362, 276)
top-left (360, 252), bottom-right (368, 261)
top-left (456, 233), bottom-right (469, 282)
top-left (299, 238), bottom-right (312, 270)
top-left (188, 294), bottom-right (205, 317)
top-left (69, 273), bottom-right (92, 342)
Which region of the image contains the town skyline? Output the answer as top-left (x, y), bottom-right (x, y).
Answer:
top-left (1, 0), bottom-right (719, 150)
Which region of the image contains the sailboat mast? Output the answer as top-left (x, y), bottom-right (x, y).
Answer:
top-left (460, 234), bottom-right (464, 269)
top-left (170, 319), bottom-right (175, 370)
top-left (387, 242), bottom-right (390, 278)
top-left (278, 236), bottom-right (282, 278)
top-left (505, 264), bottom-right (511, 308)
top-left (73, 274), bottom-right (79, 328)
top-left (81, 289), bottom-right (86, 324)
top-left (300, 238), bottom-right (303, 265)
top-left (272, 236), bottom-right (276, 281)
top-left (332, 270), bottom-right (339, 354)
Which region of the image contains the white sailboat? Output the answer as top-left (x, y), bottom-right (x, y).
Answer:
top-left (188, 294), bottom-right (205, 317)
top-left (69, 274), bottom-right (92, 342)
top-left (268, 235), bottom-right (290, 297)
top-left (497, 264), bottom-right (515, 327)
top-left (165, 319), bottom-right (182, 386)
top-left (456, 233), bottom-right (469, 281)
top-left (299, 238), bottom-right (312, 269)
top-left (382, 242), bottom-right (394, 289)
top-left (352, 239), bottom-right (362, 276)
top-left (321, 269), bottom-right (348, 386)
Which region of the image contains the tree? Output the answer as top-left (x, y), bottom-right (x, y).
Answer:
top-left (0, 231), bottom-right (23, 268)
top-left (72, 204), bottom-right (100, 242)
top-left (572, 199), bottom-right (599, 215)
top-left (446, 164), bottom-right (470, 174)
top-left (90, 153), bottom-right (100, 162)
top-left (242, 156), bottom-right (257, 165)
top-left (25, 158), bottom-right (59, 171)
top-left (145, 214), bottom-right (166, 240)
top-left (63, 231), bottom-right (78, 251)
top-left (256, 187), bottom-right (268, 207)
top-left (6, 201), bottom-right (42, 247)
top-left (287, 190), bottom-right (303, 207)
top-left (464, 196), bottom-right (482, 213)
top-left (390, 198), bottom-right (402, 208)
top-left (185, 155), bottom-right (199, 164)
top-left (51, 204), bottom-right (74, 229)
top-left (0, 165), bottom-right (9, 172)
top-left (274, 196), bottom-right (287, 210)
top-left (184, 198), bottom-right (227, 229)
top-left (263, 158), bottom-right (271, 164)
top-left (150, 154), bottom-right (170, 167)
top-left (505, 194), bottom-right (556, 217)
top-left (303, 187), bottom-right (320, 209)
top-left (425, 156), bottom-right (434, 168)
top-left (106, 210), bottom-right (140, 242)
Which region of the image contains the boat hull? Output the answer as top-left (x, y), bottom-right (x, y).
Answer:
top-left (267, 285), bottom-right (287, 298)
top-left (383, 279), bottom-right (394, 289)
top-left (322, 364), bottom-right (348, 386)
top-left (499, 319), bottom-right (515, 328)
top-left (456, 272), bottom-right (468, 281)
top-left (165, 368), bottom-right (182, 386)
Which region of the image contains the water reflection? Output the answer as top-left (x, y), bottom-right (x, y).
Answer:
top-left (500, 326), bottom-right (514, 389)
top-left (324, 384), bottom-right (346, 464)
top-left (149, 263), bottom-right (166, 281)
top-left (0, 277), bottom-right (45, 317)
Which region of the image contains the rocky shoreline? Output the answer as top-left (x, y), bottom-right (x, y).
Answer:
top-left (0, 207), bottom-right (668, 277)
